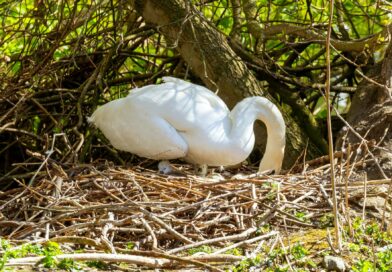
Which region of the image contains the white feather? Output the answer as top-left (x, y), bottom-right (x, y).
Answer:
top-left (89, 77), bottom-right (286, 173)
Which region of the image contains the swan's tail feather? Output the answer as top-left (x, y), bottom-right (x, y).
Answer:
top-left (88, 106), bottom-right (103, 126)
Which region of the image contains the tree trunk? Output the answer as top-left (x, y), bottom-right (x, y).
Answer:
top-left (133, 0), bottom-right (325, 168)
top-left (337, 42), bottom-right (392, 179)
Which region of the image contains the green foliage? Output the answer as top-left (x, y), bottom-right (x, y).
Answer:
top-left (290, 243), bottom-right (308, 260)
top-left (365, 222), bottom-right (392, 245)
top-left (352, 259), bottom-right (375, 272)
top-left (377, 250), bottom-right (392, 271)
top-left (319, 213), bottom-right (334, 227)
top-left (231, 254), bottom-right (263, 272)
top-left (294, 211), bottom-right (307, 222)
top-left (256, 224), bottom-right (271, 235)
top-left (230, 217), bottom-right (392, 271)
top-left (0, 239), bottom-right (109, 271)
top-left (0, 239), bottom-right (10, 251)
top-left (348, 242), bottom-right (361, 253)
top-left (41, 254), bottom-right (58, 269)
top-left (349, 249), bottom-right (392, 272)
top-left (86, 260), bottom-right (108, 270)
top-left (53, 117), bottom-right (66, 133)
top-left (231, 243), bottom-right (312, 272)
top-left (0, 242), bottom-right (43, 270)
top-left (348, 218), bottom-right (392, 246)
top-left (32, 115), bottom-right (41, 134)
top-left (43, 241), bottom-right (62, 255)
top-left (346, 218), bottom-right (392, 271)
top-left (126, 242), bottom-right (135, 250)
top-left (40, 241), bottom-right (62, 268)
top-left (224, 247), bottom-right (243, 256)
top-left (0, 240), bottom-right (66, 270)
top-left (3, 243), bottom-right (43, 259)
top-left (187, 245), bottom-right (213, 255)
top-left (58, 258), bottom-right (77, 271)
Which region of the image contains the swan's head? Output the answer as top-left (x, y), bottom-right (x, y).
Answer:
top-left (258, 147), bottom-right (285, 174)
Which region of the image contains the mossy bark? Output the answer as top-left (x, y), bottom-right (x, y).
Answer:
top-left (337, 42), bottom-right (392, 179)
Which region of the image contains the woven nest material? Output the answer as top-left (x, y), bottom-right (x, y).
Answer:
top-left (1, 160), bottom-right (391, 270)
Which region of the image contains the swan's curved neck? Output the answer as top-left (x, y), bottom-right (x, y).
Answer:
top-left (230, 97), bottom-right (286, 173)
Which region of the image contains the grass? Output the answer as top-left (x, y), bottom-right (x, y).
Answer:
top-left (1, 217), bottom-right (391, 271)
top-left (230, 218), bottom-right (392, 271)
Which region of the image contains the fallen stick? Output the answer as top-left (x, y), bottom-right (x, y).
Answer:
top-left (5, 252), bottom-right (225, 272)
top-left (168, 227), bottom-right (257, 254)
top-left (212, 231), bottom-right (278, 255)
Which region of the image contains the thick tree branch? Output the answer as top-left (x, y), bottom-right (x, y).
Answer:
top-left (241, 0), bottom-right (263, 50)
top-left (133, 0), bottom-right (259, 106)
top-left (263, 23), bottom-right (391, 53)
top-left (229, 0), bottom-right (242, 40)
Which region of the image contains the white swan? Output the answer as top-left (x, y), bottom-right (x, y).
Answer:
top-left (89, 77), bottom-right (286, 174)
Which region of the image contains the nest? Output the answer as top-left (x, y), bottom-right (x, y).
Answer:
top-left (1, 159), bottom-right (391, 270)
